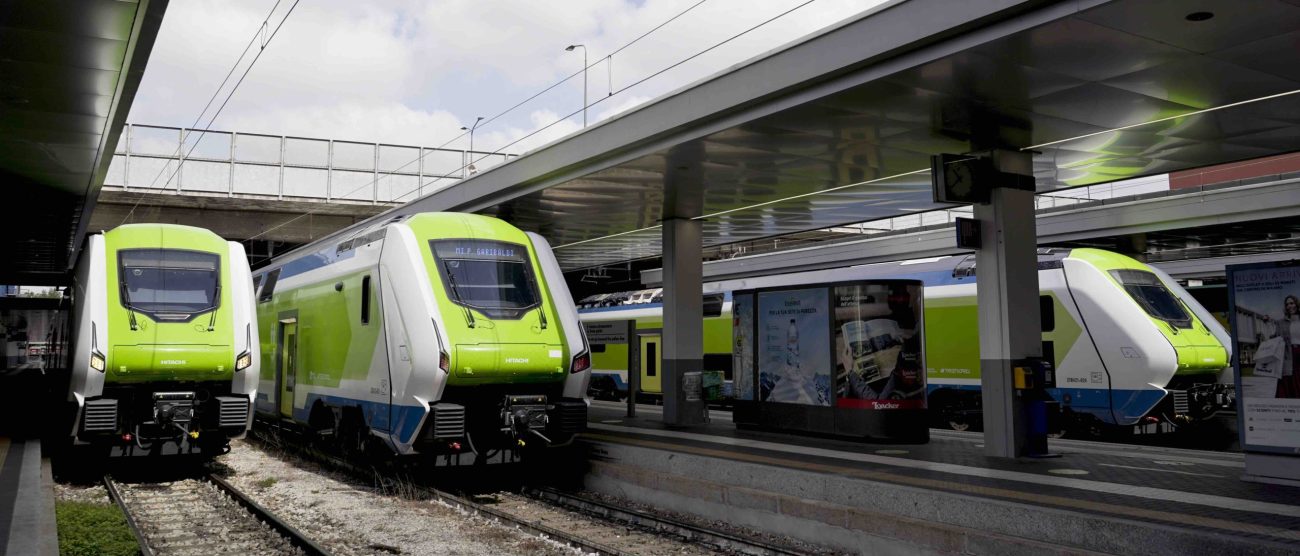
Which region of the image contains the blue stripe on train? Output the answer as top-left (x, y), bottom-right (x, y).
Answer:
top-left (293, 394), bottom-right (426, 445)
top-left (925, 384), bottom-right (1167, 426)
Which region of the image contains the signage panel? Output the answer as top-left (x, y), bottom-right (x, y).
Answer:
top-left (583, 321), bottom-right (628, 344)
top-left (832, 283), bottom-right (926, 409)
top-left (1228, 261), bottom-right (1300, 454)
top-left (757, 288), bottom-right (831, 406)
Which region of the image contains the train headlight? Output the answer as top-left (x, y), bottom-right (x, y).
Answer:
top-left (235, 351), bottom-right (252, 371)
top-left (439, 351), bottom-right (450, 373)
top-left (90, 352), bottom-right (106, 373)
top-left (570, 351), bottom-right (591, 374)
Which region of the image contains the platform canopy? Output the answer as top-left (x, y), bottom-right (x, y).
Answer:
top-left (323, 0), bottom-right (1300, 271)
top-left (0, 0), bottom-right (167, 284)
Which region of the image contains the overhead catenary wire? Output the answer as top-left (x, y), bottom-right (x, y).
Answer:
top-left (245, 0), bottom-right (818, 246)
top-left (121, 0), bottom-right (303, 225)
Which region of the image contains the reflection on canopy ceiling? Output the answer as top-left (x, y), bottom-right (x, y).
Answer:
top-left (477, 0), bottom-right (1300, 270)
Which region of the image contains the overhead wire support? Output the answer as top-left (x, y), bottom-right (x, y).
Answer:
top-left (121, 0), bottom-right (303, 225)
top-left (246, 0), bottom-right (823, 253)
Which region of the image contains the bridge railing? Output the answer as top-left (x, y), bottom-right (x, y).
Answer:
top-left (104, 124), bottom-right (514, 204)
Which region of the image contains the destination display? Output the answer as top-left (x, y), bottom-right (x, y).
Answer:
top-left (832, 283), bottom-right (925, 409)
top-left (1229, 261), bottom-right (1300, 453)
top-left (430, 239), bottom-right (527, 261)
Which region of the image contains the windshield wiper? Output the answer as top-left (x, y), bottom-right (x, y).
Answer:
top-left (120, 283), bottom-right (139, 331)
top-left (207, 282), bottom-right (221, 331)
top-left (442, 266), bottom-right (476, 328)
top-left (535, 305), bottom-right (548, 330)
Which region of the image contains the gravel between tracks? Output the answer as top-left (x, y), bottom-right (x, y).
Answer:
top-left (219, 439), bottom-right (719, 555)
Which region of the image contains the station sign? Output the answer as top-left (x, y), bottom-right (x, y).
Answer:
top-left (583, 321), bottom-right (628, 344)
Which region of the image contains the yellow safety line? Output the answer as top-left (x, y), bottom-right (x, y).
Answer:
top-left (585, 433), bottom-right (1300, 543)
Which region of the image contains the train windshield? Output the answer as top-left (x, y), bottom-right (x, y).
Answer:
top-left (118, 249), bottom-right (220, 315)
top-left (1109, 269), bottom-right (1192, 329)
top-left (430, 240), bottom-right (540, 318)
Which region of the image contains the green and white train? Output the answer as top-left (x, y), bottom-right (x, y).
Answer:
top-left (580, 248), bottom-right (1235, 433)
top-left (251, 213), bottom-right (589, 457)
top-left (67, 224), bottom-right (259, 457)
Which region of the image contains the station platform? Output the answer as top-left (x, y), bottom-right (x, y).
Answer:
top-left (580, 401), bottom-right (1299, 556)
top-left (0, 437), bottom-right (57, 556)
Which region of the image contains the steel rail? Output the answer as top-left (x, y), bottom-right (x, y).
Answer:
top-left (523, 485), bottom-right (806, 556)
top-left (250, 423), bottom-right (627, 555)
top-left (204, 473), bottom-right (333, 556)
top-left (102, 475), bottom-right (155, 556)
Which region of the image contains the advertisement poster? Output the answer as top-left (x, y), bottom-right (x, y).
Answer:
top-left (833, 284), bottom-right (925, 409)
top-left (1229, 261), bottom-right (1300, 453)
top-left (757, 288), bottom-right (831, 406)
top-left (732, 293), bottom-right (755, 401)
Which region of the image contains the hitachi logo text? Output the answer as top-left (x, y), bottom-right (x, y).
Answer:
top-left (505, 358), bottom-right (529, 364)
top-left (160, 360), bottom-right (187, 365)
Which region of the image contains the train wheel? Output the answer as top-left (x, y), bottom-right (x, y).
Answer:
top-left (337, 409), bottom-right (368, 459)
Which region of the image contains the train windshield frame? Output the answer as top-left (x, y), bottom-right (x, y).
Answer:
top-left (429, 239), bottom-right (541, 319)
top-left (118, 249), bottom-right (221, 318)
top-left (1109, 269), bottom-right (1192, 329)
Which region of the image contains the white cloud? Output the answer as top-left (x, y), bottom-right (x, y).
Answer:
top-left (130, 0), bottom-right (885, 158)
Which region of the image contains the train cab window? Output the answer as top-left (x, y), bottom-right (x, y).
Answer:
top-left (590, 344), bottom-right (606, 353)
top-left (259, 269), bottom-right (280, 303)
top-left (1040, 295), bottom-right (1054, 332)
top-left (430, 240), bottom-right (540, 319)
top-left (703, 293), bottom-right (725, 317)
top-left (1110, 269), bottom-right (1191, 328)
top-left (118, 249), bottom-right (220, 318)
top-left (361, 275), bottom-right (371, 325)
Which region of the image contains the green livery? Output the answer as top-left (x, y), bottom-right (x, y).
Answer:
top-left (67, 224), bottom-right (259, 458)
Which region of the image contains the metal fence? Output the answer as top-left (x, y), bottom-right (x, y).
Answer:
top-left (104, 124), bottom-right (515, 203)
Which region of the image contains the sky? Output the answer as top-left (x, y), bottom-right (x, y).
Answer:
top-left (128, 0), bottom-right (888, 168)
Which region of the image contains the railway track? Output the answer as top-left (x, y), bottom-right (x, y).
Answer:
top-left (252, 424), bottom-right (805, 555)
top-left (103, 473), bottom-right (331, 556)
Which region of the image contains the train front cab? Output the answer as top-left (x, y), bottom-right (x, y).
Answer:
top-left (68, 225), bottom-right (259, 457)
top-left (1060, 249), bottom-right (1230, 431)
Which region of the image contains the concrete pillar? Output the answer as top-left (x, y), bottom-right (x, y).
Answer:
top-left (661, 217), bottom-right (707, 426)
top-left (974, 155), bottom-right (1041, 459)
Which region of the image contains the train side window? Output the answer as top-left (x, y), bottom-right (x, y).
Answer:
top-left (361, 275), bottom-right (372, 325)
top-left (703, 293), bottom-right (725, 317)
top-left (258, 269), bottom-right (280, 303)
top-left (1040, 295), bottom-right (1054, 332)
top-left (252, 275), bottom-right (263, 293)
top-left (646, 343), bottom-right (657, 377)
top-left (590, 344), bottom-right (606, 353)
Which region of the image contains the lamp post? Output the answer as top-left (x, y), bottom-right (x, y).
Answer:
top-left (565, 44), bottom-right (587, 127)
top-left (460, 116), bottom-right (483, 176)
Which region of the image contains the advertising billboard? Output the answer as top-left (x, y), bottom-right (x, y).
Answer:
top-left (758, 288), bottom-right (831, 406)
top-left (732, 293), bottom-right (755, 401)
top-left (1229, 261), bottom-right (1300, 454)
top-left (833, 283), bottom-right (925, 409)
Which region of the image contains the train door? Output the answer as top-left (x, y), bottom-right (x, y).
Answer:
top-left (277, 320), bottom-right (298, 418)
top-left (640, 334), bottom-right (662, 394)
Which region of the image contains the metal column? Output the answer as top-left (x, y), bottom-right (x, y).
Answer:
top-left (974, 161), bottom-right (1041, 458)
top-left (661, 217), bottom-right (707, 426)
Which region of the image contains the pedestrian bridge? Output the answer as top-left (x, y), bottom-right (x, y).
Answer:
top-left (103, 123), bottom-right (512, 203)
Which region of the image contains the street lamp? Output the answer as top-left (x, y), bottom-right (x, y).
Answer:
top-left (565, 44), bottom-right (587, 127)
top-left (460, 116), bottom-right (483, 176)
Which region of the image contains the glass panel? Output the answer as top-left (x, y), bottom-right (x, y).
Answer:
top-left (119, 249), bottom-right (220, 314)
top-left (430, 240), bottom-right (540, 317)
top-left (1110, 269), bottom-right (1191, 328)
